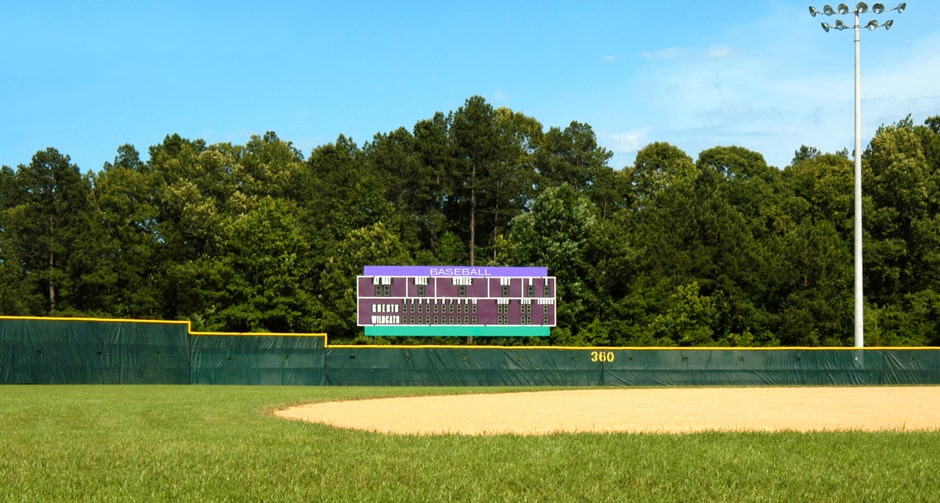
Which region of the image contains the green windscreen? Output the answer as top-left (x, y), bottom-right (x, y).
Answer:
top-left (190, 334), bottom-right (325, 385)
top-left (324, 347), bottom-right (940, 386)
top-left (2, 317), bottom-right (939, 386)
top-left (0, 318), bottom-right (189, 384)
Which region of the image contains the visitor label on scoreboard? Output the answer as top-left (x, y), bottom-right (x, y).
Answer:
top-left (357, 265), bottom-right (555, 337)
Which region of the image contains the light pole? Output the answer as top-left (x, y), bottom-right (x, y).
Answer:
top-left (808, 2), bottom-right (905, 348)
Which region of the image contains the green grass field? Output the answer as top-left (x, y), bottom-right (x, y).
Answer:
top-left (1, 386), bottom-right (938, 502)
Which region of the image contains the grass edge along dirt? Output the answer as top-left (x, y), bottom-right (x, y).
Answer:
top-left (1, 385), bottom-right (938, 502)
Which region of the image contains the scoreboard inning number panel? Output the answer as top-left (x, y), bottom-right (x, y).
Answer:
top-left (357, 266), bottom-right (556, 337)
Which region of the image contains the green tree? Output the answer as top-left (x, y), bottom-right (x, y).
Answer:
top-left (210, 197), bottom-right (317, 332)
top-left (622, 146), bottom-right (780, 346)
top-left (448, 96), bottom-right (516, 264)
top-left (365, 127), bottom-right (430, 251)
top-left (791, 145), bottom-right (822, 165)
top-left (696, 145), bottom-right (779, 233)
top-left (534, 120), bottom-right (612, 193)
top-left (776, 220), bottom-right (852, 346)
top-left (510, 184), bottom-right (598, 344)
top-left (318, 223), bottom-right (413, 341)
top-left (647, 281), bottom-right (719, 346)
top-left (302, 135), bottom-right (392, 246)
top-left (0, 165), bottom-right (45, 314)
top-left (82, 144), bottom-right (163, 318)
top-left (617, 145), bottom-right (701, 343)
top-left (147, 134), bottom-right (271, 323)
top-left (2, 149), bottom-right (92, 314)
top-left (778, 151), bottom-right (856, 345)
top-left (625, 142), bottom-right (697, 210)
top-left (589, 166), bottom-right (630, 220)
top-left (239, 131), bottom-right (307, 201)
top-left (412, 112), bottom-right (458, 260)
top-left (865, 118), bottom-right (939, 304)
top-left (573, 210), bottom-right (641, 346)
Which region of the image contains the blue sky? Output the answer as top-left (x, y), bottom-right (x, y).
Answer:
top-left (3, 1), bottom-right (938, 172)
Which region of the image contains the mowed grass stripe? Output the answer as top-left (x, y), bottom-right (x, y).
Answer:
top-left (1, 386), bottom-right (938, 502)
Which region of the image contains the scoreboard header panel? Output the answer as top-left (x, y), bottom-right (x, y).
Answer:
top-left (357, 265), bottom-right (555, 337)
top-left (363, 265), bottom-right (547, 277)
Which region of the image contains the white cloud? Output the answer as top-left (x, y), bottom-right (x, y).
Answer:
top-left (489, 91), bottom-right (510, 104)
top-left (579, 4), bottom-right (939, 170)
top-left (706, 45), bottom-right (733, 59)
top-left (599, 128), bottom-right (651, 168)
top-left (606, 128), bottom-right (650, 152)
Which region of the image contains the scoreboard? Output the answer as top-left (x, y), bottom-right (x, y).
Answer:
top-left (357, 265), bottom-right (556, 337)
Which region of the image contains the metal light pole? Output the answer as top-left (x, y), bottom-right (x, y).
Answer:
top-left (808, 2), bottom-right (905, 348)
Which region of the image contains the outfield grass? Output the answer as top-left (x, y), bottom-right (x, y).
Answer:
top-left (1, 386), bottom-right (938, 502)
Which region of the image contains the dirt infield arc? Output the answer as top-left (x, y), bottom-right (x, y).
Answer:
top-left (275, 386), bottom-right (940, 435)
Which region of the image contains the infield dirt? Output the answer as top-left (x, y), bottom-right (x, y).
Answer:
top-left (274, 386), bottom-right (940, 435)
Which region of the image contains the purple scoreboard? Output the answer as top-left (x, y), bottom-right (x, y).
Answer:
top-left (357, 265), bottom-right (556, 337)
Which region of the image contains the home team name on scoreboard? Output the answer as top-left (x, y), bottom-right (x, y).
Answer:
top-left (357, 265), bottom-right (556, 337)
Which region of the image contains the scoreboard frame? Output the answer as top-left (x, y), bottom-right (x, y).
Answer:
top-left (357, 265), bottom-right (556, 337)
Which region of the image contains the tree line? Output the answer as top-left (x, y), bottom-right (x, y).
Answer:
top-left (2, 96), bottom-right (939, 346)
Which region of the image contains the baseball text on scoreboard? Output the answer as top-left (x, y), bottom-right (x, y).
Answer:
top-left (357, 265), bottom-right (555, 337)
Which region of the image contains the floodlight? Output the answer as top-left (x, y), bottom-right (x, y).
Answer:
top-left (807, 0), bottom-right (906, 352)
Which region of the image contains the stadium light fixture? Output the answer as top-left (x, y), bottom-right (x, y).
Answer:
top-left (807, 3), bottom-right (905, 348)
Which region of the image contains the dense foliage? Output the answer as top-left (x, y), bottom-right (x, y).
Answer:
top-left (2, 97), bottom-right (939, 346)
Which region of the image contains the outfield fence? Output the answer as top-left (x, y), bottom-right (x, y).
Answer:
top-left (2, 317), bottom-right (939, 385)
